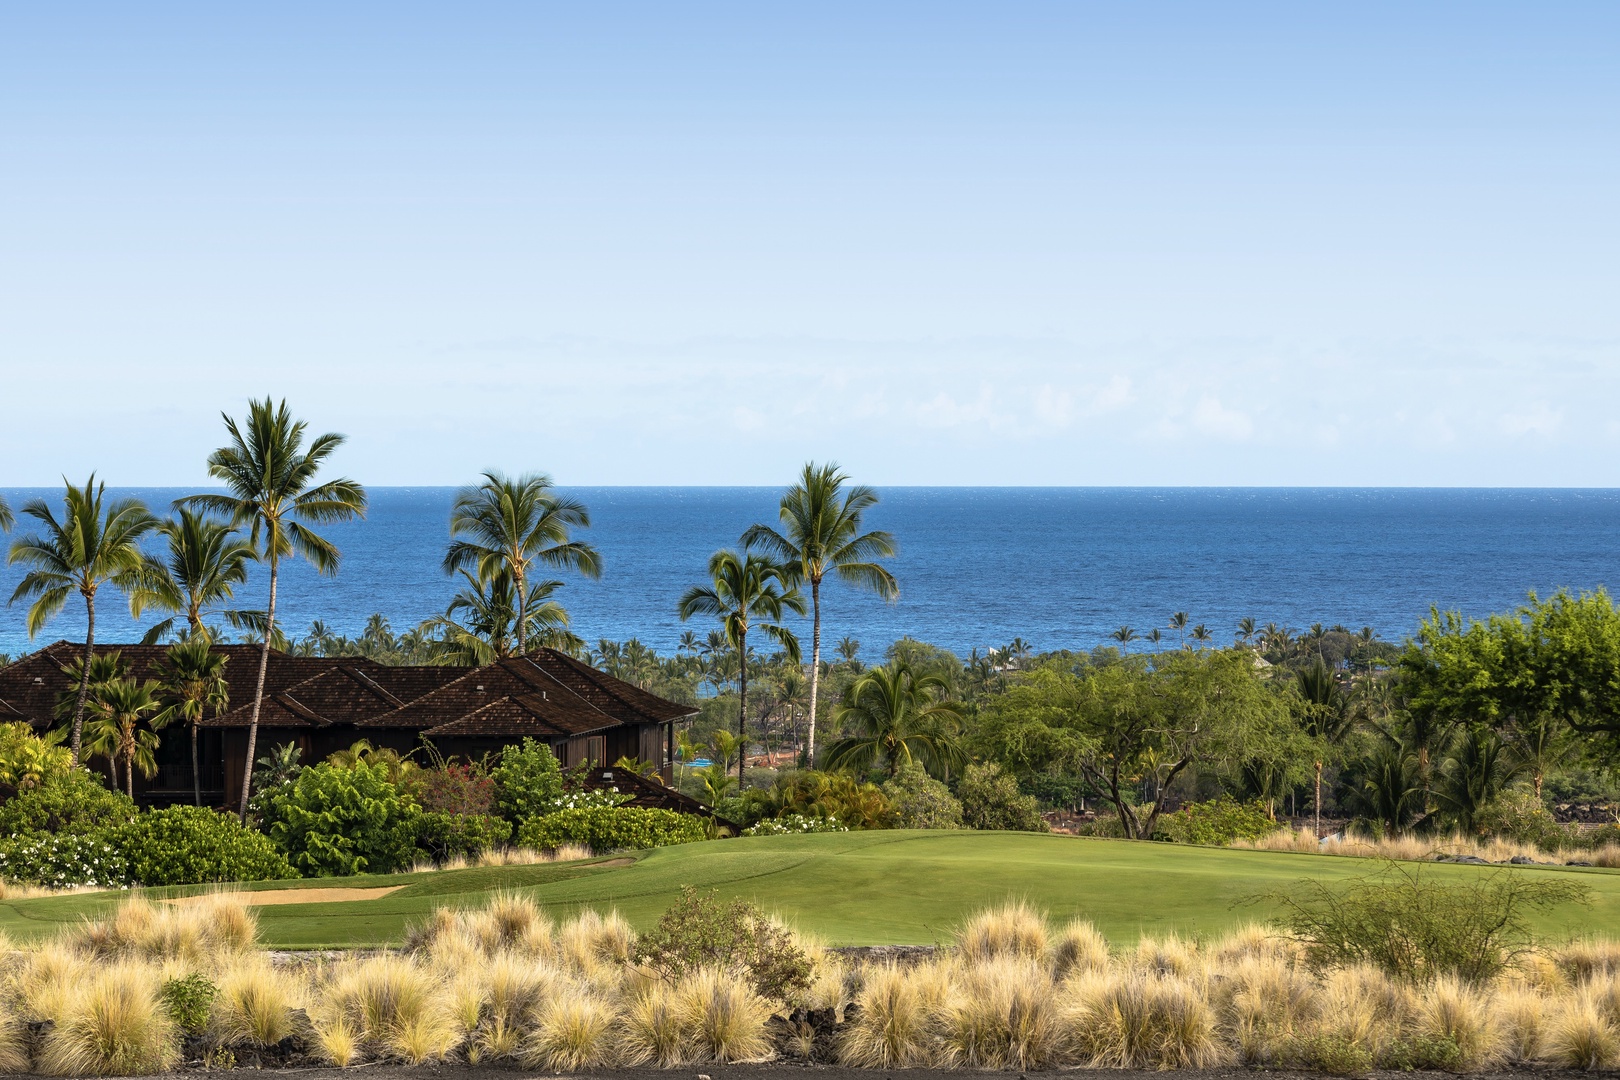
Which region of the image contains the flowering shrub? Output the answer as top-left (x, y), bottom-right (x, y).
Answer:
top-left (743, 813), bottom-right (849, 835)
top-left (516, 806), bottom-right (706, 851)
top-left (405, 761), bottom-right (497, 816)
top-left (551, 786), bottom-right (633, 811)
top-left (0, 830), bottom-right (129, 888)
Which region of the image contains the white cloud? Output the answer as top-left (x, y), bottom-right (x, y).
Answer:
top-left (1032, 384), bottom-right (1074, 428)
top-left (911, 385), bottom-right (1000, 429)
top-left (1500, 403), bottom-right (1563, 438)
top-left (1190, 396), bottom-right (1254, 441)
top-left (1088, 374), bottom-right (1133, 414)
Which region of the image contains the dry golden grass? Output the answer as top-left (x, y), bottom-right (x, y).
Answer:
top-left (67, 893), bottom-right (256, 962)
top-left (955, 900), bottom-right (1048, 964)
top-left (35, 964), bottom-right (178, 1076)
top-left (676, 967), bottom-right (775, 1063)
top-left (212, 959), bottom-right (302, 1047)
top-left (1239, 825), bottom-right (1620, 868)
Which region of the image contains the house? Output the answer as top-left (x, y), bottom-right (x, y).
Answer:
top-left (0, 641), bottom-right (698, 809)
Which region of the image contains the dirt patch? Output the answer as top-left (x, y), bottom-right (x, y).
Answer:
top-left (167, 886), bottom-right (405, 907)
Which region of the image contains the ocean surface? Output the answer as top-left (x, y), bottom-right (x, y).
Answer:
top-left (1, 488), bottom-right (1617, 661)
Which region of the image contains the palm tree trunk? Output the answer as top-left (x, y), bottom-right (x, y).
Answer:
top-left (807, 578), bottom-right (821, 766)
top-left (126, 754), bottom-right (134, 799)
top-left (1314, 760), bottom-right (1323, 836)
top-left (515, 568), bottom-right (527, 656)
top-left (239, 557), bottom-right (277, 821)
top-left (737, 630), bottom-right (748, 790)
top-left (70, 592), bottom-right (96, 767)
top-left (191, 722), bottom-right (201, 806)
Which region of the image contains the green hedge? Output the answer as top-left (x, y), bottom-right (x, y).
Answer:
top-left (117, 806), bottom-right (296, 886)
top-left (0, 770), bottom-right (135, 836)
top-left (265, 761), bottom-right (420, 876)
top-left (1159, 797), bottom-right (1275, 846)
top-left (516, 806), bottom-right (705, 852)
top-left (415, 810), bottom-right (512, 862)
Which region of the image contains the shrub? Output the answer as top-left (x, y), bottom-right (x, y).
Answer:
top-left (37, 965), bottom-right (179, 1076)
top-left (634, 887), bottom-right (813, 1003)
top-left (957, 762), bottom-right (1046, 832)
top-left (265, 761), bottom-right (421, 876)
top-left (116, 807), bottom-right (296, 886)
top-left (882, 762), bottom-right (963, 829)
top-left (515, 806), bottom-right (704, 852)
top-left (405, 761), bottom-right (496, 817)
top-left (1264, 862), bottom-right (1591, 983)
top-left (956, 900), bottom-right (1049, 963)
top-left (414, 811), bottom-right (513, 862)
top-left (743, 813), bottom-right (848, 835)
top-left (0, 769), bottom-right (135, 836)
top-left (1474, 788), bottom-right (1577, 851)
top-left (490, 739), bottom-right (564, 823)
top-left (0, 721), bottom-right (73, 789)
top-left (0, 830), bottom-right (128, 887)
top-left (159, 973), bottom-right (216, 1036)
top-left (1160, 796), bottom-right (1275, 846)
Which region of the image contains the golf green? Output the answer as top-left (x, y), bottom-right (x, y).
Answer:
top-left (1, 831), bottom-right (1614, 949)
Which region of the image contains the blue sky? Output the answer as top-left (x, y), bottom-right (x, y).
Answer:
top-left (2, 3), bottom-right (1617, 486)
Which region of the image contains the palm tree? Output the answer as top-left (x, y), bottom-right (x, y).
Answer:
top-left (423, 569), bottom-right (580, 665)
top-left (836, 636), bottom-right (862, 667)
top-left (677, 548), bottom-right (805, 787)
top-left (742, 463), bottom-right (897, 766)
top-left (1111, 626), bottom-right (1137, 645)
top-left (1296, 659), bottom-right (1355, 836)
top-left (443, 471), bottom-right (600, 657)
top-left (824, 661), bottom-right (966, 779)
top-left (1004, 637), bottom-right (1033, 668)
top-left (0, 496), bottom-right (11, 533)
top-left (155, 633), bottom-right (230, 806)
top-left (1169, 612), bottom-right (1189, 649)
top-left (7, 478), bottom-right (160, 765)
top-left (1147, 628), bottom-right (1163, 651)
top-left (141, 508), bottom-right (259, 643)
top-left (180, 399), bottom-right (366, 819)
top-left (83, 677), bottom-right (168, 797)
top-left (1190, 624), bottom-right (1213, 648)
top-left (1237, 616), bottom-right (1257, 647)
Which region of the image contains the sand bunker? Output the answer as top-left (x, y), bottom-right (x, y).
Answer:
top-left (168, 885), bottom-right (404, 907)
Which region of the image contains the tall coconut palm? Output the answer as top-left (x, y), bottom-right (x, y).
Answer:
top-left (140, 508), bottom-right (260, 644)
top-left (1169, 612), bottom-right (1189, 649)
top-left (0, 496), bottom-right (12, 533)
top-left (1190, 624), bottom-right (1213, 648)
top-left (677, 548), bottom-right (805, 786)
top-left (423, 569), bottom-right (579, 665)
top-left (7, 478), bottom-right (160, 765)
top-left (1111, 626), bottom-right (1137, 646)
top-left (824, 661), bottom-right (966, 779)
top-left (156, 634), bottom-right (230, 805)
top-left (1147, 628), bottom-right (1163, 651)
top-left (83, 677), bottom-right (168, 797)
top-left (443, 471), bottom-right (600, 657)
top-left (180, 399), bottom-right (366, 819)
top-left (742, 463), bottom-right (897, 766)
top-left (1237, 616), bottom-right (1257, 647)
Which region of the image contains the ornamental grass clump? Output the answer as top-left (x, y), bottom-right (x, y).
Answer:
top-left (1049, 917), bottom-right (1110, 978)
top-left (618, 982), bottom-right (690, 1067)
top-left (524, 993), bottom-right (617, 1070)
top-left (314, 953), bottom-right (455, 1064)
top-left (941, 956), bottom-right (1062, 1069)
top-left (838, 960), bottom-right (951, 1068)
top-left (211, 960), bottom-right (301, 1048)
top-left (675, 967), bottom-right (775, 1063)
top-left (1065, 970), bottom-right (1228, 1070)
top-left (955, 900), bottom-right (1048, 964)
top-left (69, 893), bottom-right (256, 962)
top-left (1220, 954), bottom-right (1317, 1066)
top-left (36, 964), bottom-right (179, 1076)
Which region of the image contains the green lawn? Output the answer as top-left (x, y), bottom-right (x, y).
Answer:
top-left (1, 831), bottom-right (1615, 949)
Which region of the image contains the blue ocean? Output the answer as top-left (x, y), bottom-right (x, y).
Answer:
top-left (1, 488), bottom-right (1616, 660)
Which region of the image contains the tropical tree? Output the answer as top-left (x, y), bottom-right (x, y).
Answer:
top-left (1169, 612), bottom-right (1189, 649)
top-left (742, 463), bottom-right (897, 766)
top-left (1237, 616), bottom-right (1257, 647)
top-left (443, 471), bottom-right (600, 656)
top-left (1111, 626), bottom-right (1137, 645)
top-left (677, 548), bottom-right (805, 786)
top-left (1190, 624), bottom-right (1213, 647)
top-left (155, 633), bottom-right (230, 805)
top-left (141, 508), bottom-right (259, 643)
top-left (836, 636), bottom-right (862, 668)
top-left (0, 496), bottom-right (11, 532)
top-left (824, 661), bottom-right (966, 779)
top-left (83, 677), bottom-right (168, 797)
top-left (1295, 658), bottom-right (1356, 835)
top-left (422, 569), bottom-right (580, 665)
top-left (7, 477), bottom-right (160, 765)
top-left (1147, 628), bottom-right (1163, 651)
top-left (180, 398), bottom-right (366, 819)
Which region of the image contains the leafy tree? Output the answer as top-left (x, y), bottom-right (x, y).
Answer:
top-left (265, 760), bottom-right (420, 876)
top-left (489, 738), bottom-right (564, 822)
top-left (155, 634), bottom-right (230, 805)
top-left (1433, 725), bottom-right (1521, 833)
top-left (140, 508), bottom-right (258, 643)
top-left (83, 677), bottom-right (169, 797)
top-left (678, 548), bottom-right (805, 786)
top-left (743, 462), bottom-right (897, 766)
top-left (881, 761), bottom-right (963, 828)
top-left (443, 471), bottom-right (600, 656)
top-left (956, 761), bottom-right (1045, 831)
top-left (824, 660), bottom-right (966, 779)
top-left (181, 398), bottom-right (366, 819)
top-left (7, 477), bottom-right (160, 764)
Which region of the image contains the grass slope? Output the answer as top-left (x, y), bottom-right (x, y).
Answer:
top-left (1, 831), bottom-right (1614, 948)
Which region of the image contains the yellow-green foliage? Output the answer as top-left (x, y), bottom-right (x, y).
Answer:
top-left (212, 961), bottom-right (300, 1047)
top-left (36, 965), bottom-right (179, 1076)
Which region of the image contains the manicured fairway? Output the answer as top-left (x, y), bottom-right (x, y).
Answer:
top-left (1, 831), bottom-right (1614, 948)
